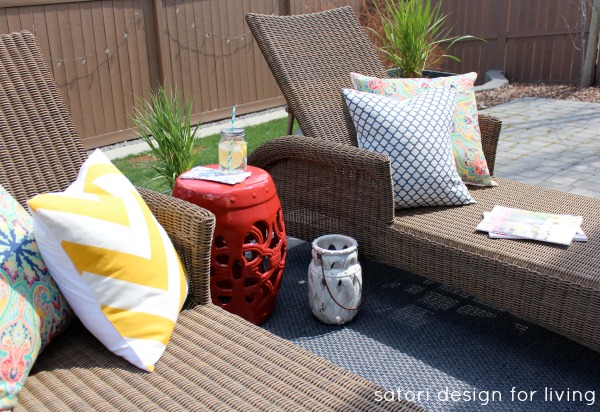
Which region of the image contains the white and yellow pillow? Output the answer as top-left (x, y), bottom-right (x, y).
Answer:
top-left (27, 149), bottom-right (187, 371)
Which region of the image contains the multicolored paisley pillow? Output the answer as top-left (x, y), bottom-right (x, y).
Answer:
top-left (350, 72), bottom-right (496, 187)
top-left (0, 184), bottom-right (72, 409)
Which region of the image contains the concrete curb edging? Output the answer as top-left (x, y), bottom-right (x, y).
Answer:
top-left (474, 70), bottom-right (509, 92)
top-left (100, 108), bottom-right (288, 160)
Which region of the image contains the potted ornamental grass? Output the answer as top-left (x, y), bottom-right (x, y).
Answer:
top-left (369, 0), bottom-right (479, 78)
top-left (131, 87), bottom-right (202, 191)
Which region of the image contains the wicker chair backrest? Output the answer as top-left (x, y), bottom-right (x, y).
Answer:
top-left (0, 31), bottom-right (87, 208)
top-left (246, 6), bottom-right (388, 147)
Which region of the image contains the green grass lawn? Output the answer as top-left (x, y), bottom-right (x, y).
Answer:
top-left (114, 116), bottom-right (289, 193)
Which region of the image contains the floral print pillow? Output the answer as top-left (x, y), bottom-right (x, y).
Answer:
top-left (0, 185), bottom-right (71, 409)
top-left (350, 72), bottom-right (496, 187)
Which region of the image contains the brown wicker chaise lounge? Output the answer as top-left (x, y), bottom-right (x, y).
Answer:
top-left (0, 31), bottom-right (421, 411)
top-left (245, 7), bottom-right (600, 352)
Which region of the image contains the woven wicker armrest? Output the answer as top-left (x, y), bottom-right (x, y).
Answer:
top-left (137, 187), bottom-right (216, 307)
top-left (249, 136), bottom-right (395, 227)
top-left (478, 114), bottom-right (501, 175)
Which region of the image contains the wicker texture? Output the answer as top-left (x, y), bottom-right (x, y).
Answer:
top-left (137, 187), bottom-right (215, 307)
top-left (0, 32), bottom-right (86, 208)
top-left (476, 115), bottom-right (501, 175)
top-left (246, 6), bottom-right (501, 169)
top-left (247, 6), bottom-right (387, 147)
top-left (1, 31), bottom-right (421, 411)
top-left (246, 7), bottom-right (600, 352)
top-left (391, 180), bottom-right (600, 350)
top-left (17, 306), bottom-right (421, 412)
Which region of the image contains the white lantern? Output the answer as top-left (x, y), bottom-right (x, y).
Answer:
top-left (308, 234), bottom-right (362, 325)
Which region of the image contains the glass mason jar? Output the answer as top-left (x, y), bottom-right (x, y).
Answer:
top-left (218, 127), bottom-right (247, 174)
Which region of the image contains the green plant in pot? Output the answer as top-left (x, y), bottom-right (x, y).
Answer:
top-left (131, 87), bottom-right (201, 191)
top-left (372, 0), bottom-right (477, 78)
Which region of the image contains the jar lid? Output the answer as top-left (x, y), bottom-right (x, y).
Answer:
top-left (220, 127), bottom-right (245, 137)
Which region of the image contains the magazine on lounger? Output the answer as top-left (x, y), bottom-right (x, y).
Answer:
top-left (477, 206), bottom-right (585, 245)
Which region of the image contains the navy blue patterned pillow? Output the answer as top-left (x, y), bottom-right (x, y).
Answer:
top-left (343, 87), bottom-right (475, 209)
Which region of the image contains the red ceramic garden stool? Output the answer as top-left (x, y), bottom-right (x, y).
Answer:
top-left (172, 165), bottom-right (287, 324)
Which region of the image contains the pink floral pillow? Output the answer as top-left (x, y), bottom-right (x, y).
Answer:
top-left (0, 185), bottom-right (71, 409)
top-left (350, 72), bottom-right (496, 187)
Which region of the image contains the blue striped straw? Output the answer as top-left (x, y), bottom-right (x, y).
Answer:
top-left (231, 105), bottom-right (236, 131)
top-left (227, 105), bottom-right (236, 173)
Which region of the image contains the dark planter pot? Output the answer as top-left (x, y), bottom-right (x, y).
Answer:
top-left (386, 68), bottom-right (454, 79)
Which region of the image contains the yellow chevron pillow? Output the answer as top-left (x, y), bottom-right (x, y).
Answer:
top-left (27, 149), bottom-right (187, 372)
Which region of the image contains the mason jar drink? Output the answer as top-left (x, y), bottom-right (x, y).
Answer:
top-left (218, 127), bottom-right (247, 174)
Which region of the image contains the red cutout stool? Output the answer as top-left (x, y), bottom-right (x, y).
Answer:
top-left (172, 165), bottom-right (286, 324)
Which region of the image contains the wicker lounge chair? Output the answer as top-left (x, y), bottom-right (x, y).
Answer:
top-left (245, 7), bottom-right (600, 352)
top-left (0, 31), bottom-right (421, 412)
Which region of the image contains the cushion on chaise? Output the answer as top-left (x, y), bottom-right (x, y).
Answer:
top-left (343, 87), bottom-right (475, 208)
top-left (28, 150), bottom-right (187, 372)
top-left (0, 185), bottom-right (71, 409)
top-left (350, 71), bottom-right (495, 187)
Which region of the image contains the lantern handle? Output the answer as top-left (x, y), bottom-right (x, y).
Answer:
top-left (317, 253), bottom-right (364, 311)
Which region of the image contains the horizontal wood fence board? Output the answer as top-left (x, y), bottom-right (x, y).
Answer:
top-left (0, 1), bottom-right (95, 8)
top-left (0, 0), bottom-right (591, 148)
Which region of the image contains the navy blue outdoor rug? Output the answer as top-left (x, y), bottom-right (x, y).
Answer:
top-left (262, 241), bottom-right (600, 412)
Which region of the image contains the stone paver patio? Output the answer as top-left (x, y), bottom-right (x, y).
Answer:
top-left (482, 98), bottom-right (600, 198)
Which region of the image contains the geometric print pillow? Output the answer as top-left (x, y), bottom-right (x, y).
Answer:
top-left (0, 185), bottom-right (71, 409)
top-left (343, 87), bottom-right (476, 209)
top-left (350, 71), bottom-right (496, 187)
top-left (27, 149), bottom-right (188, 372)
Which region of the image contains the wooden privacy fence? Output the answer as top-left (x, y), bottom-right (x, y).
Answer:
top-left (0, 0), bottom-right (292, 149)
top-left (437, 0), bottom-right (590, 85)
top-left (0, 0), bottom-right (590, 148)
